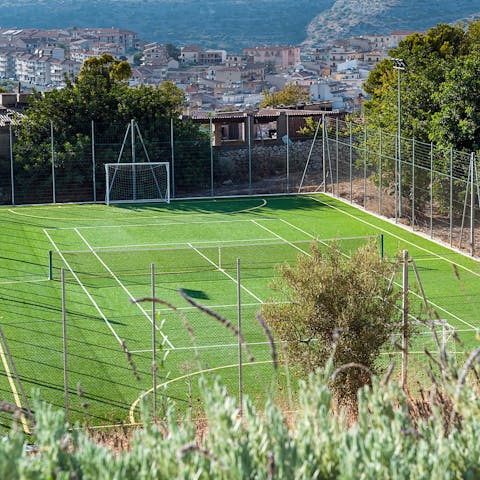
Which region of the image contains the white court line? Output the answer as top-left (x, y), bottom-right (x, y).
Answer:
top-left (0, 339), bottom-right (30, 433)
top-left (251, 220), bottom-right (311, 256)
top-left (130, 340), bottom-right (271, 354)
top-left (49, 218), bottom-right (276, 231)
top-left (129, 360), bottom-right (273, 423)
top-left (74, 228), bottom-right (175, 350)
top-left (309, 196), bottom-right (480, 279)
top-left (281, 217), bottom-right (477, 331)
top-left (0, 278), bottom-right (50, 286)
top-left (90, 236), bottom-right (278, 251)
top-left (188, 243), bottom-right (263, 303)
top-left (43, 229), bottom-right (123, 345)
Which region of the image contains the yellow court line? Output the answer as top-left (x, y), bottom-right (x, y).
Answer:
top-left (129, 360), bottom-right (273, 424)
top-left (0, 341), bottom-right (30, 434)
top-left (7, 198), bottom-right (267, 222)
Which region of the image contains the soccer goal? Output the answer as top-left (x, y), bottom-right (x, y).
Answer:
top-left (105, 162), bottom-right (170, 205)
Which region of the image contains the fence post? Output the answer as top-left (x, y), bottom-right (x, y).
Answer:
top-left (450, 147), bottom-right (453, 247)
top-left (91, 120), bottom-right (96, 203)
top-left (152, 263), bottom-right (157, 421)
top-left (401, 250), bottom-right (409, 391)
top-left (61, 268), bottom-right (69, 424)
top-left (322, 114), bottom-right (326, 193)
top-left (248, 115), bottom-right (252, 193)
top-left (349, 121), bottom-right (353, 203)
top-left (378, 129), bottom-right (382, 214)
top-left (363, 123), bottom-right (367, 208)
top-left (51, 120), bottom-right (56, 204)
top-left (171, 118), bottom-right (175, 199)
top-left (335, 117), bottom-right (339, 196)
top-left (9, 123), bottom-right (14, 205)
top-left (286, 113), bottom-right (290, 194)
top-left (430, 143), bottom-right (433, 238)
top-left (210, 116), bottom-right (214, 197)
top-left (411, 138), bottom-right (415, 229)
top-left (237, 258), bottom-right (243, 419)
top-left (470, 153), bottom-right (475, 257)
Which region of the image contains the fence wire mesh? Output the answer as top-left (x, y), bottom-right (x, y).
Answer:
top-left (1, 117), bottom-right (479, 256)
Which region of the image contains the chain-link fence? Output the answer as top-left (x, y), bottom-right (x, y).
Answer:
top-left (1, 116), bottom-right (479, 255)
top-left (317, 118), bottom-right (480, 257)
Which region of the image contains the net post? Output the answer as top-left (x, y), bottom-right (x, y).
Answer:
top-left (379, 234), bottom-right (384, 260)
top-left (218, 245), bottom-right (222, 269)
top-left (49, 250), bottom-right (53, 280)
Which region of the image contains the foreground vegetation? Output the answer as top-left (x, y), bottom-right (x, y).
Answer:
top-left (2, 347), bottom-right (480, 479)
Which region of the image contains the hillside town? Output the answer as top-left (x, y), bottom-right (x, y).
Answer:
top-left (0, 26), bottom-right (417, 115)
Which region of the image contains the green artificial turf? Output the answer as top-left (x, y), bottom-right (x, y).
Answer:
top-left (0, 194), bottom-right (478, 429)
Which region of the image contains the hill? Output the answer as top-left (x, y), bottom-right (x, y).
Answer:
top-left (0, 0), bottom-right (478, 50)
top-left (304, 0), bottom-right (480, 47)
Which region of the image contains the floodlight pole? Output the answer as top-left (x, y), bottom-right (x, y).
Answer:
top-left (393, 58), bottom-right (406, 218)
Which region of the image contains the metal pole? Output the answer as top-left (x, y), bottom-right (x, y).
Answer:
top-left (470, 153), bottom-right (475, 257)
top-left (394, 134), bottom-right (398, 223)
top-left (335, 117), bottom-right (339, 196)
top-left (131, 119), bottom-right (136, 201)
top-left (170, 118), bottom-right (175, 198)
top-left (430, 143), bottom-right (433, 238)
top-left (91, 120), bottom-right (96, 203)
top-left (51, 120), bottom-right (56, 204)
top-left (210, 116), bottom-right (214, 196)
top-left (379, 129), bottom-right (382, 214)
top-left (411, 138), bottom-right (415, 229)
top-left (349, 121), bottom-right (353, 203)
top-left (322, 114), bottom-right (326, 193)
top-left (397, 67), bottom-right (402, 217)
top-left (9, 123), bottom-right (15, 205)
top-left (248, 115), bottom-right (252, 193)
top-left (237, 258), bottom-right (243, 419)
top-left (49, 250), bottom-right (53, 280)
top-left (450, 147), bottom-right (453, 247)
top-left (363, 123), bottom-right (367, 208)
top-left (401, 250), bottom-right (409, 391)
top-left (62, 268), bottom-right (69, 424)
top-left (152, 263), bottom-right (157, 420)
top-left (286, 113), bottom-right (290, 193)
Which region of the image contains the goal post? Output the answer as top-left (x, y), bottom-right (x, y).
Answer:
top-left (105, 162), bottom-right (170, 205)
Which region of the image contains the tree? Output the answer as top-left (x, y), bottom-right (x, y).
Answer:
top-left (261, 83), bottom-right (310, 108)
top-left (261, 242), bottom-right (399, 408)
top-left (12, 54), bottom-right (208, 202)
top-left (165, 43), bottom-right (180, 60)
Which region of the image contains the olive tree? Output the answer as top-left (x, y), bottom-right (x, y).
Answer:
top-left (262, 241), bottom-right (400, 408)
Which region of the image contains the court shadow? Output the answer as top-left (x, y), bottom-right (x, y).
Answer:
top-left (181, 288), bottom-right (209, 300)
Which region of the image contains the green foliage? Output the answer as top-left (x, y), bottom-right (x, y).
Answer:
top-left (261, 242), bottom-right (400, 406)
top-left (165, 43), bottom-right (181, 60)
top-left (261, 83), bottom-right (310, 108)
top-left (364, 21), bottom-right (480, 150)
top-left (3, 352), bottom-right (480, 478)
top-left (12, 54), bottom-right (208, 201)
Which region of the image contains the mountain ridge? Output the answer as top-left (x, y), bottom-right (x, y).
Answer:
top-left (0, 0), bottom-right (479, 50)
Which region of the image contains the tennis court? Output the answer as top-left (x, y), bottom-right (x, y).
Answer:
top-left (0, 194), bottom-right (479, 428)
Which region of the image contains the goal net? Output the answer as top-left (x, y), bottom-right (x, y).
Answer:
top-left (105, 162), bottom-right (170, 205)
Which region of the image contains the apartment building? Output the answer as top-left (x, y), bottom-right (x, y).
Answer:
top-left (242, 46), bottom-right (300, 69)
top-left (0, 50), bottom-right (17, 78)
